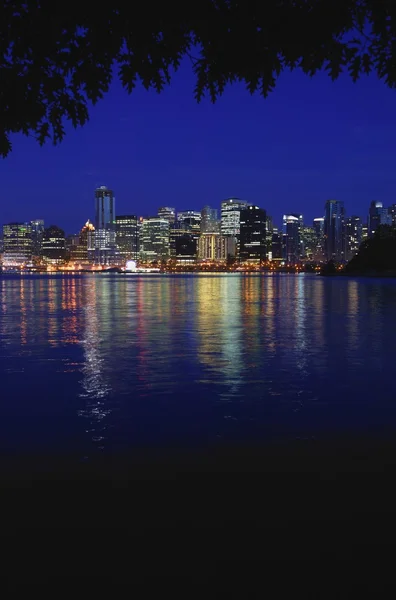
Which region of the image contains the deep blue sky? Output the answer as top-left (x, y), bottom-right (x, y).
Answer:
top-left (2, 59), bottom-right (396, 233)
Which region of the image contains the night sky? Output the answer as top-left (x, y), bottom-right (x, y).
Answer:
top-left (2, 59), bottom-right (396, 234)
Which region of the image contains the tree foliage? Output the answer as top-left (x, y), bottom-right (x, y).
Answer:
top-left (2, 0), bottom-right (396, 156)
top-left (346, 225), bottom-right (396, 273)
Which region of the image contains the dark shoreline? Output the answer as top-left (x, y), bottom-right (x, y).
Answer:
top-left (2, 437), bottom-right (396, 591)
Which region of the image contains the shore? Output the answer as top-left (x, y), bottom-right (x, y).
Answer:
top-left (2, 436), bottom-right (396, 593)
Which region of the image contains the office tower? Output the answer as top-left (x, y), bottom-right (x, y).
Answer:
top-left (345, 216), bottom-right (362, 261)
top-left (198, 234), bottom-right (236, 261)
top-left (158, 207), bottom-right (176, 223)
top-left (312, 217), bottom-right (325, 262)
top-left (2, 223), bottom-right (33, 266)
top-left (42, 226), bottom-right (66, 264)
top-left (324, 200), bottom-right (346, 262)
top-left (239, 206), bottom-right (267, 262)
top-left (301, 227), bottom-right (317, 262)
top-left (116, 215), bottom-right (138, 262)
top-left (271, 229), bottom-right (283, 262)
top-left (368, 201), bottom-right (392, 236)
top-left (283, 214), bottom-right (303, 264)
top-left (139, 218), bottom-right (170, 261)
top-left (178, 211), bottom-right (201, 230)
top-left (388, 204), bottom-right (396, 226)
top-left (221, 198), bottom-right (249, 237)
top-left (94, 185), bottom-right (116, 265)
top-left (70, 220), bottom-right (95, 265)
top-left (362, 222), bottom-right (368, 241)
top-left (30, 219), bottom-right (45, 256)
top-left (172, 210), bottom-right (201, 259)
top-left (201, 205), bottom-right (220, 233)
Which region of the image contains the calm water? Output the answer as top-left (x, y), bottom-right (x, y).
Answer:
top-left (1, 272), bottom-right (396, 458)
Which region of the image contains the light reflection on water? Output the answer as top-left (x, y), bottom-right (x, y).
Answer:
top-left (1, 273), bottom-right (396, 457)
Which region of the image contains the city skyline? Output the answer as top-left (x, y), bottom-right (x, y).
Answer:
top-left (2, 62), bottom-right (396, 233)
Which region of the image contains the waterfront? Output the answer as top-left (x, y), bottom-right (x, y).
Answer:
top-left (1, 272), bottom-right (396, 460)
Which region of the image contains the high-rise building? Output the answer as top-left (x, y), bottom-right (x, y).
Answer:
top-left (201, 206), bottom-right (219, 233)
top-left (345, 216), bottom-right (362, 261)
top-left (283, 214), bottom-right (303, 264)
top-left (312, 217), bottom-right (325, 262)
top-left (158, 207), bottom-right (176, 223)
top-left (70, 220), bottom-right (95, 265)
top-left (2, 223), bottom-right (33, 266)
top-left (116, 215), bottom-right (138, 262)
top-left (388, 204), bottom-right (396, 226)
top-left (362, 222), bottom-right (368, 241)
top-left (30, 219), bottom-right (45, 257)
top-left (177, 211), bottom-right (201, 230)
top-left (271, 229), bottom-right (283, 262)
top-left (221, 198), bottom-right (249, 238)
top-left (139, 218), bottom-right (170, 261)
top-left (239, 206), bottom-right (267, 262)
top-left (198, 234), bottom-right (236, 261)
top-left (324, 200), bottom-right (346, 262)
top-left (94, 185), bottom-right (116, 265)
top-left (42, 226), bottom-right (66, 265)
top-left (301, 227), bottom-right (317, 262)
top-left (368, 201), bottom-right (391, 237)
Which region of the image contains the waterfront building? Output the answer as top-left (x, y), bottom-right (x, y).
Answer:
top-left (139, 218), bottom-right (170, 261)
top-left (324, 200), bottom-right (346, 262)
top-left (271, 229), bottom-right (283, 262)
top-left (94, 185), bottom-right (116, 265)
top-left (42, 225), bottom-right (66, 265)
top-left (345, 216), bottom-right (363, 261)
top-left (201, 206), bottom-right (220, 233)
top-left (116, 215), bottom-right (138, 262)
top-left (283, 214), bottom-right (303, 264)
top-left (301, 226), bottom-right (317, 262)
top-left (158, 207), bottom-right (176, 223)
top-left (368, 201), bottom-right (391, 237)
top-left (312, 217), bottom-right (325, 262)
top-left (2, 222), bottom-right (33, 266)
top-left (70, 220), bottom-right (95, 265)
top-left (30, 219), bottom-right (45, 257)
top-left (239, 205), bottom-right (267, 262)
top-left (198, 233), bottom-right (236, 261)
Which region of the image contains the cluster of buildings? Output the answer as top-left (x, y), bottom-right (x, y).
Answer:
top-left (0, 188), bottom-right (395, 269)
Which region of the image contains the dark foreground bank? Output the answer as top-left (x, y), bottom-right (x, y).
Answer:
top-left (2, 437), bottom-right (396, 595)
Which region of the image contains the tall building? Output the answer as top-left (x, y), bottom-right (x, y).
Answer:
top-left (239, 206), bottom-right (267, 262)
top-left (271, 229), bottom-right (283, 262)
top-left (94, 185), bottom-right (116, 265)
top-left (283, 214), bottom-right (303, 264)
top-left (324, 200), bottom-right (346, 262)
top-left (70, 220), bottom-right (95, 265)
top-left (2, 223), bottom-right (33, 266)
top-left (313, 217), bottom-right (325, 262)
top-left (116, 215), bottom-right (138, 262)
top-left (198, 234), bottom-right (236, 261)
top-left (301, 227), bottom-right (317, 262)
top-left (221, 198), bottom-right (249, 238)
top-left (345, 216), bottom-right (362, 261)
top-left (368, 201), bottom-right (391, 237)
top-left (178, 211), bottom-right (201, 231)
top-left (30, 219), bottom-right (45, 257)
top-left (158, 207), bottom-right (176, 223)
top-left (388, 204), bottom-right (396, 226)
top-left (42, 226), bottom-right (66, 265)
top-left (201, 206), bottom-right (219, 233)
top-left (139, 218), bottom-right (170, 261)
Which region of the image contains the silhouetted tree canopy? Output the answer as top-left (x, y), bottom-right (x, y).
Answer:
top-left (346, 225), bottom-right (396, 273)
top-left (2, 0), bottom-right (396, 156)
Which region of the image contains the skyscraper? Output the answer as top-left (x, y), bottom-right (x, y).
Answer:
top-left (345, 216), bottom-right (362, 261)
top-left (324, 200), bottom-right (346, 262)
top-left (239, 206), bottom-right (267, 262)
top-left (94, 185), bottom-right (116, 265)
top-left (30, 219), bottom-right (45, 257)
top-left (2, 223), bottom-right (33, 266)
top-left (116, 215), bottom-right (139, 262)
top-left (70, 220), bottom-right (95, 265)
top-left (283, 214), bottom-right (303, 264)
top-left (313, 217), bottom-right (325, 262)
top-left (221, 198), bottom-right (249, 237)
top-left (368, 201), bottom-right (391, 237)
top-left (200, 206), bottom-right (219, 233)
top-left (42, 226), bottom-right (67, 265)
top-left (158, 207), bottom-right (176, 223)
top-left (139, 218), bottom-right (170, 261)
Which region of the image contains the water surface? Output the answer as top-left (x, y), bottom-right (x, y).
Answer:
top-left (1, 273), bottom-right (395, 459)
